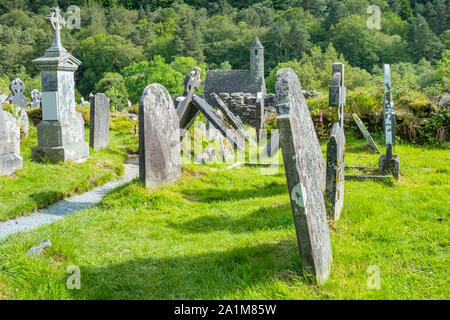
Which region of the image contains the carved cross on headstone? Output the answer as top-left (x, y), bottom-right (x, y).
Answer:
top-left (46, 7), bottom-right (66, 48)
top-left (176, 67), bottom-right (202, 133)
top-left (30, 89), bottom-right (41, 108)
top-left (9, 78), bottom-right (27, 108)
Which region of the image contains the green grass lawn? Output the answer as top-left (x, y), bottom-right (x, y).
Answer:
top-left (0, 131), bottom-right (448, 299)
top-left (0, 110), bottom-right (138, 221)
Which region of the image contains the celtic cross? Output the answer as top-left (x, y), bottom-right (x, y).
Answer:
top-left (46, 7), bottom-right (66, 48)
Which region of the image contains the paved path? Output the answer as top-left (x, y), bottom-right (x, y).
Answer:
top-left (0, 159), bottom-right (139, 241)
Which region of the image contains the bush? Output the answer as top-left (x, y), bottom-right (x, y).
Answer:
top-left (95, 72), bottom-right (129, 110)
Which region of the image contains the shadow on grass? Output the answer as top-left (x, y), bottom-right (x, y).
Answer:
top-left (180, 182), bottom-right (287, 203)
top-left (29, 191), bottom-right (65, 209)
top-left (166, 204), bottom-right (293, 234)
top-left (68, 240), bottom-right (306, 300)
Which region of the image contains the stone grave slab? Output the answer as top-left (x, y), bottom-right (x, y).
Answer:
top-left (325, 122), bottom-right (345, 221)
top-left (90, 93), bottom-right (110, 150)
top-left (352, 113), bottom-right (380, 153)
top-left (276, 68), bottom-right (331, 283)
top-left (139, 83), bottom-right (181, 187)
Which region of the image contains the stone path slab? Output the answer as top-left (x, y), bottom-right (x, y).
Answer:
top-left (0, 160), bottom-right (139, 241)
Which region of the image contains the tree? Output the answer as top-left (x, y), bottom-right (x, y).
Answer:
top-left (121, 55), bottom-right (184, 103)
top-left (78, 34), bottom-right (143, 95)
top-left (407, 14), bottom-right (444, 63)
top-left (95, 72), bottom-right (129, 110)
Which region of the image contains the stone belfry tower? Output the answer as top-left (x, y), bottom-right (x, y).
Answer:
top-left (250, 37), bottom-right (264, 83)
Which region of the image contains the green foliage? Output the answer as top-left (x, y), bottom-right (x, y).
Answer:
top-left (435, 49), bottom-right (450, 82)
top-left (0, 75), bottom-right (9, 94)
top-left (169, 56), bottom-right (207, 92)
top-left (121, 55), bottom-right (184, 103)
top-left (95, 72), bottom-right (129, 110)
top-left (78, 34), bottom-right (143, 95)
top-left (266, 44), bottom-right (373, 92)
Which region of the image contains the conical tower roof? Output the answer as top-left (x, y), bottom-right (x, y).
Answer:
top-left (251, 37), bottom-right (263, 48)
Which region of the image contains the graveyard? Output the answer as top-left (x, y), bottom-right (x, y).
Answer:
top-left (0, 2), bottom-right (449, 301)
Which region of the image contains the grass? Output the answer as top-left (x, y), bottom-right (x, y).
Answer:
top-left (0, 128), bottom-right (448, 299)
top-left (0, 108), bottom-right (138, 221)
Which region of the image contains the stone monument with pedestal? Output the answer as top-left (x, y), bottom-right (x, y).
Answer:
top-left (31, 7), bottom-right (88, 163)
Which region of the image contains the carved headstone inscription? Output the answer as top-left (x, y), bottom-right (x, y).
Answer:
top-left (90, 93), bottom-right (110, 150)
top-left (325, 122), bottom-right (345, 221)
top-left (276, 68), bottom-right (332, 283)
top-left (139, 84), bottom-right (181, 187)
top-left (9, 78), bottom-right (27, 108)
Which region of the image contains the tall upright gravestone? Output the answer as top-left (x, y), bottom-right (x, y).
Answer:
top-left (32, 7), bottom-right (89, 163)
top-left (326, 63), bottom-right (346, 220)
top-left (139, 84), bottom-right (181, 187)
top-left (276, 68), bottom-right (331, 283)
top-left (0, 107), bottom-right (23, 175)
top-left (379, 64), bottom-right (400, 178)
top-left (90, 93), bottom-right (110, 150)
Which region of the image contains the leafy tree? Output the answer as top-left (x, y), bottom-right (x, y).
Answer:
top-left (399, 0), bottom-right (413, 21)
top-left (435, 49), bottom-right (450, 82)
top-left (407, 14), bottom-right (444, 63)
top-left (78, 33), bottom-right (143, 95)
top-left (95, 72), bottom-right (129, 110)
top-left (121, 55), bottom-right (184, 103)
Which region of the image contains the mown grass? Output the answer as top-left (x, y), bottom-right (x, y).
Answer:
top-left (0, 110), bottom-right (138, 221)
top-left (0, 132), bottom-right (448, 299)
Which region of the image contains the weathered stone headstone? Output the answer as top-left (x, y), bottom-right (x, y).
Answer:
top-left (325, 122), bottom-right (345, 221)
top-left (352, 113), bottom-right (380, 153)
top-left (0, 107), bottom-right (23, 175)
top-left (89, 93), bottom-right (110, 150)
top-left (276, 68), bottom-right (331, 283)
top-left (379, 64), bottom-right (400, 178)
top-left (0, 94), bottom-right (9, 105)
top-left (31, 7), bottom-right (89, 163)
top-left (383, 64), bottom-right (396, 146)
top-left (139, 83), bottom-right (181, 187)
top-left (17, 108), bottom-right (29, 137)
top-left (261, 130), bottom-right (279, 158)
top-left (256, 91), bottom-right (264, 143)
top-left (9, 78), bottom-right (27, 108)
top-left (30, 89), bottom-right (41, 108)
top-left (191, 95), bottom-right (245, 150)
top-left (329, 63), bottom-right (346, 127)
top-left (211, 93), bottom-right (256, 146)
top-left (176, 67), bottom-right (202, 133)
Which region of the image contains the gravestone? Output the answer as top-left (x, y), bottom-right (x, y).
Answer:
top-left (256, 91), bottom-right (264, 143)
top-left (9, 78), bottom-right (27, 108)
top-left (176, 67), bottom-right (202, 133)
top-left (328, 63), bottom-right (346, 127)
top-left (211, 93), bottom-right (256, 146)
top-left (139, 83), bottom-right (181, 187)
top-left (352, 113), bottom-right (380, 153)
top-left (276, 68), bottom-right (331, 283)
top-left (325, 122), bottom-right (345, 221)
top-left (90, 93), bottom-right (110, 150)
top-left (261, 130), bottom-right (279, 158)
top-left (383, 64), bottom-right (396, 145)
top-left (30, 89), bottom-right (42, 108)
top-left (0, 107), bottom-right (23, 175)
top-left (31, 7), bottom-right (89, 163)
top-left (379, 64), bottom-right (400, 178)
top-left (191, 95), bottom-right (245, 150)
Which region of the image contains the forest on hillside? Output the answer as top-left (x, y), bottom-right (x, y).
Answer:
top-left (0, 0), bottom-right (448, 110)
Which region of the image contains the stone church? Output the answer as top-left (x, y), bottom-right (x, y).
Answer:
top-left (204, 37), bottom-right (267, 108)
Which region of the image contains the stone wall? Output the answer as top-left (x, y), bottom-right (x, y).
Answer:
top-left (218, 93), bottom-right (277, 127)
